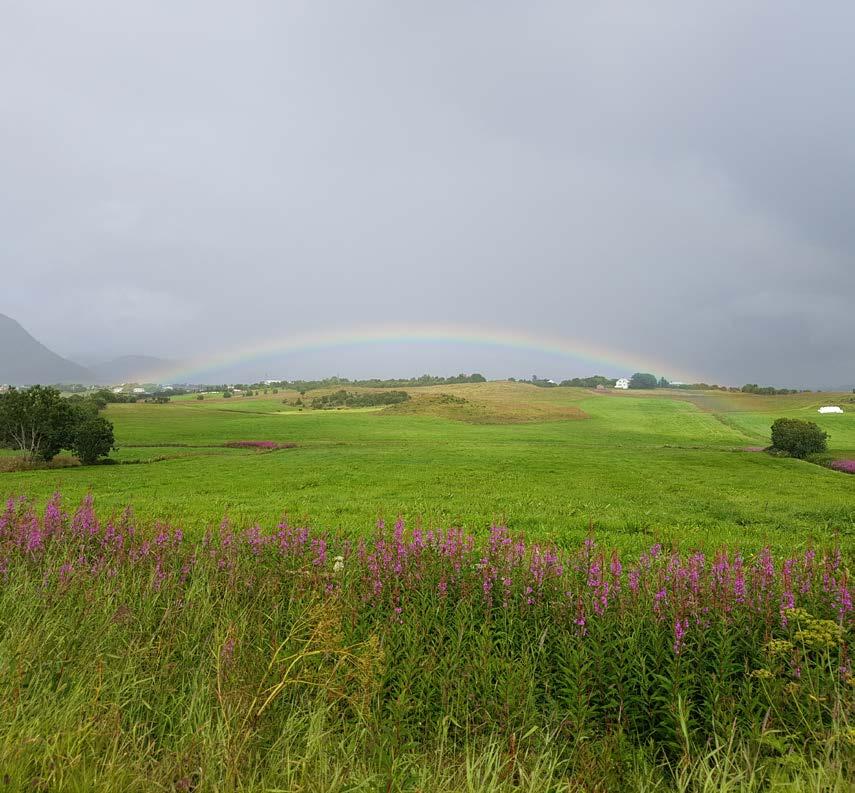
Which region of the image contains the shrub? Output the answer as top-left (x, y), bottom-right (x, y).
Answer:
top-left (310, 390), bottom-right (410, 409)
top-left (805, 452), bottom-right (834, 467)
top-left (770, 418), bottom-right (828, 459)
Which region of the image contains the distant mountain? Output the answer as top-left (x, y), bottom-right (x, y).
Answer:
top-left (0, 313), bottom-right (95, 385)
top-left (90, 355), bottom-right (173, 384)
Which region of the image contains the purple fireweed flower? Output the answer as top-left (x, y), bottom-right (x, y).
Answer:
top-left (758, 548), bottom-right (774, 587)
top-left (574, 597), bottom-right (587, 635)
top-left (312, 537), bottom-right (327, 567)
top-left (837, 583), bottom-right (852, 618)
top-left (673, 617), bottom-right (689, 655)
top-left (628, 568), bottom-right (640, 592)
top-left (712, 551), bottom-right (729, 585)
top-left (58, 562), bottom-right (74, 585)
top-left (593, 580), bottom-right (610, 616)
top-left (733, 555), bottom-right (746, 604)
top-left (587, 557), bottom-right (603, 589)
top-left (0, 497), bottom-right (17, 539)
top-left (44, 492), bottom-right (63, 537)
top-left (153, 559), bottom-right (166, 590)
top-left (71, 494), bottom-right (98, 537)
top-left (653, 588), bottom-right (667, 617)
top-left (245, 525), bottom-right (264, 556)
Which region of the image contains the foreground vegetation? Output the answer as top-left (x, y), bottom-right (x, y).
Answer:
top-left (0, 494), bottom-right (851, 791)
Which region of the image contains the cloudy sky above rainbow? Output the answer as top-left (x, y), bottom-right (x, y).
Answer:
top-left (2, 3), bottom-right (853, 387)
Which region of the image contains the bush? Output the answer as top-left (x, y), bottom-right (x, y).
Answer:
top-left (770, 418), bottom-right (828, 459)
top-left (311, 390), bottom-right (410, 409)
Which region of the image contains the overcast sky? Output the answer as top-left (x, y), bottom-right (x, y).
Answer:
top-left (2, 1), bottom-right (853, 386)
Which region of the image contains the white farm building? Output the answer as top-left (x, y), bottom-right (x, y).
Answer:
top-left (818, 406), bottom-right (843, 414)
top-left (615, 378), bottom-right (630, 390)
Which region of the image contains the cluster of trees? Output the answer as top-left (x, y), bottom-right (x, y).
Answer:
top-left (258, 374), bottom-right (486, 394)
top-left (741, 384), bottom-right (802, 395)
top-left (0, 386), bottom-right (115, 465)
top-left (626, 373), bottom-right (660, 389)
top-left (559, 375), bottom-right (616, 388)
top-left (310, 390), bottom-right (410, 409)
top-left (89, 388), bottom-right (139, 404)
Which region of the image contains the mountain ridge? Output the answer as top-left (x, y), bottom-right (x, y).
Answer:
top-left (0, 313), bottom-right (95, 385)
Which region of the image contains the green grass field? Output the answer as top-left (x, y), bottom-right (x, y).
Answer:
top-left (2, 383), bottom-right (852, 553)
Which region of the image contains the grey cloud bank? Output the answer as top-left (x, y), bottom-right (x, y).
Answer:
top-left (1, 1), bottom-right (853, 387)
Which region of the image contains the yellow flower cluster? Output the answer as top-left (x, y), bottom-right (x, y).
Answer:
top-left (793, 619), bottom-right (845, 649)
top-left (766, 639), bottom-right (794, 656)
top-left (783, 608), bottom-right (845, 649)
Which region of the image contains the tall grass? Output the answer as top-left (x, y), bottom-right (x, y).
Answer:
top-left (0, 494), bottom-right (851, 791)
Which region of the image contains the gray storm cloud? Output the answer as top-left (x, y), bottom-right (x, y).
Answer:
top-left (2, 1), bottom-right (853, 387)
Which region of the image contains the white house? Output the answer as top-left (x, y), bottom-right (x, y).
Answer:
top-left (818, 406), bottom-right (843, 414)
top-left (615, 378), bottom-right (630, 390)
top-left (132, 387), bottom-right (146, 394)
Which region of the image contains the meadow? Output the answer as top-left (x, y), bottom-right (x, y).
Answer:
top-left (1, 382), bottom-right (853, 554)
top-left (1, 383), bottom-right (853, 791)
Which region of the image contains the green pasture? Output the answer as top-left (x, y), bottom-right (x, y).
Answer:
top-left (1, 384), bottom-right (852, 553)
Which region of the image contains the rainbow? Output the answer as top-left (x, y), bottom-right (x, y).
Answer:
top-left (146, 323), bottom-right (703, 384)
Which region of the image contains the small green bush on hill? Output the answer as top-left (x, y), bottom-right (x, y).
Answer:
top-left (770, 418), bottom-right (828, 459)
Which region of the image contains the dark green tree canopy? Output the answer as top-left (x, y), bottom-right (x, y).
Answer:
top-left (0, 385), bottom-right (115, 464)
top-left (629, 373), bottom-right (659, 389)
top-left (0, 385), bottom-right (75, 461)
top-left (770, 418), bottom-right (828, 459)
top-left (71, 415), bottom-right (116, 465)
